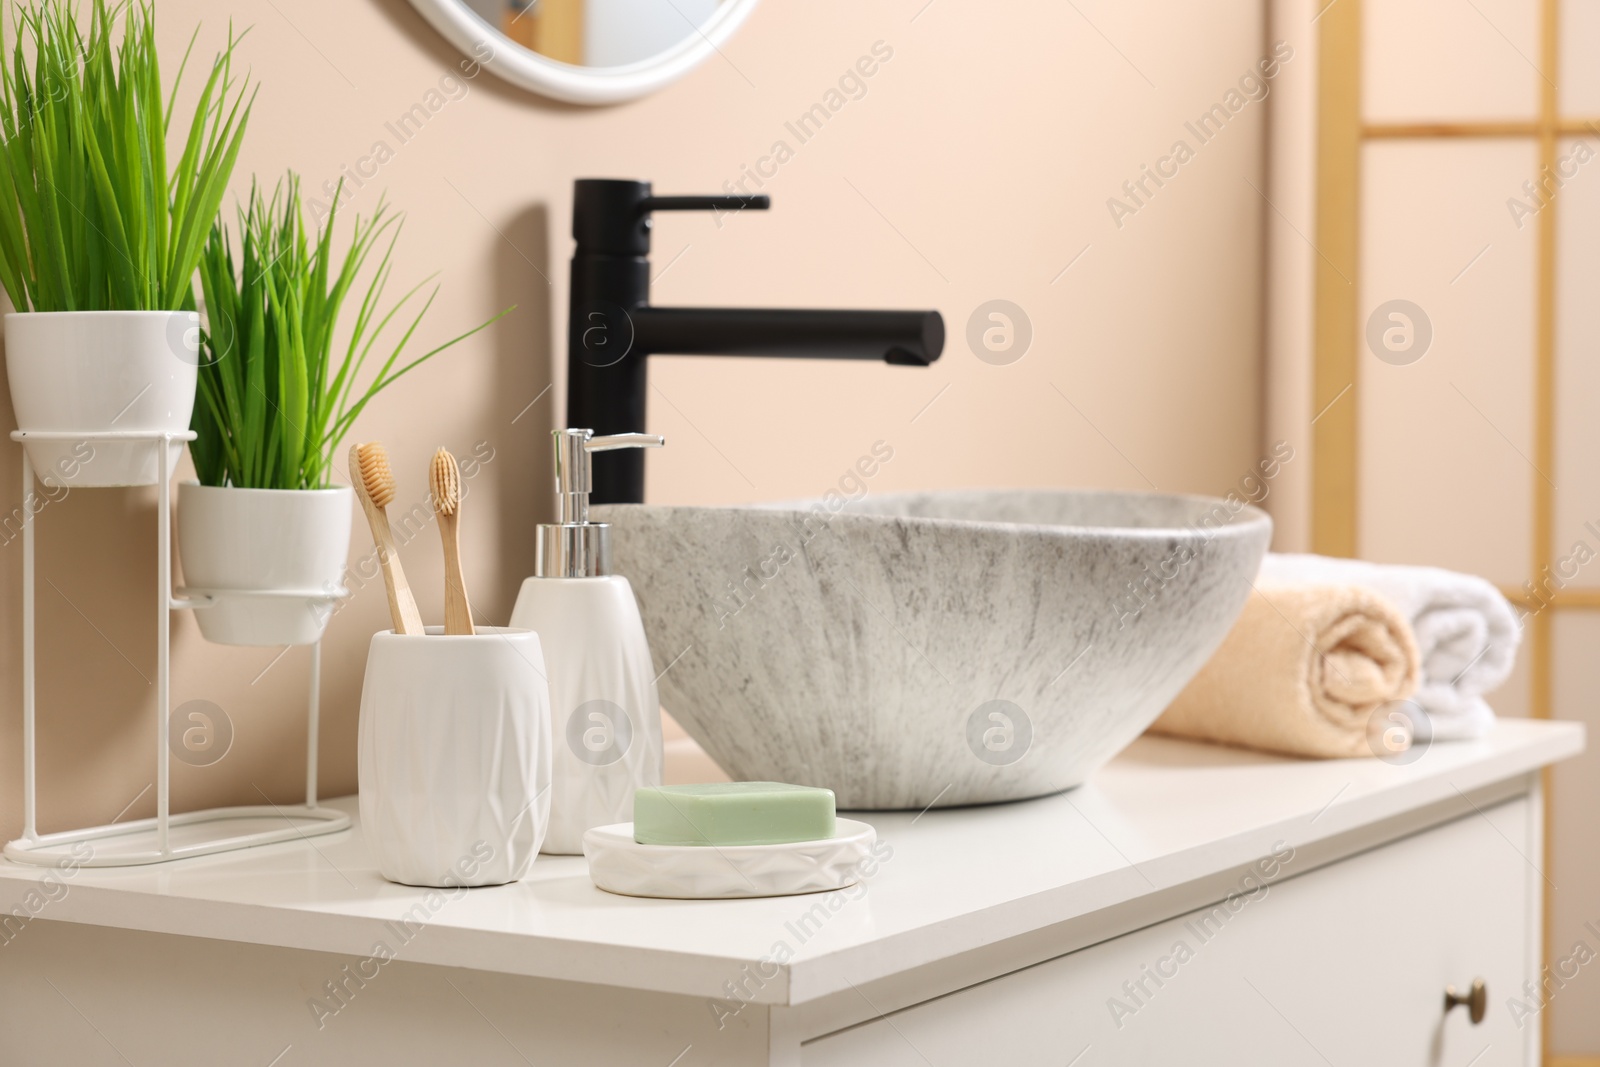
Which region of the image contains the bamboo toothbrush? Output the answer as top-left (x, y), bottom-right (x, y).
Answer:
top-left (430, 447), bottom-right (475, 636)
top-left (352, 442), bottom-right (425, 636)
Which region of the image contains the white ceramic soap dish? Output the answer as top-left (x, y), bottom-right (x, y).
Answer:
top-left (583, 819), bottom-right (878, 899)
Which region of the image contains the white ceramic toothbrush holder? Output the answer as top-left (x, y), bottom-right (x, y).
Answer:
top-left (358, 627), bottom-right (552, 887)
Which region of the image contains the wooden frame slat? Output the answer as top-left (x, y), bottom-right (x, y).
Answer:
top-left (1312, 0), bottom-right (1363, 558)
top-left (1316, 1), bottom-right (1576, 1059)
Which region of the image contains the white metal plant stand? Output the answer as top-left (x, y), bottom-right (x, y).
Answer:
top-left (4, 429), bottom-right (351, 867)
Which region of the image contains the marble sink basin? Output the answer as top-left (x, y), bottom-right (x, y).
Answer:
top-left (597, 489), bottom-right (1271, 810)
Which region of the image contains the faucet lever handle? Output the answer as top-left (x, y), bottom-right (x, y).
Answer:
top-left (586, 433), bottom-right (666, 453)
top-left (639, 195), bottom-right (770, 215)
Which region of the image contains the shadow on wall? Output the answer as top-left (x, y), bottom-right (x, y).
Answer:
top-left (308, 201), bottom-right (555, 813)
top-left (363, 0), bottom-right (563, 594)
top-left (489, 202), bottom-right (556, 612)
top-left (0, 347), bottom-right (165, 836)
top-left (222, 197), bottom-right (556, 823)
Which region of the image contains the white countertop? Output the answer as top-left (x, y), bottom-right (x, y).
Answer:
top-left (0, 719), bottom-right (1581, 1006)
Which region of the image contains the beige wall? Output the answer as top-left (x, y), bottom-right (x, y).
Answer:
top-left (0, 0), bottom-right (1268, 837)
top-left (1263, 0), bottom-right (1317, 554)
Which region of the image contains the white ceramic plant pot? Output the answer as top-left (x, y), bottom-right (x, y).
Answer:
top-left (5, 311), bottom-right (199, 486)
top-left (176, 483), bottom-right (353, 647)
top-left (358, 627), bottom-right (553, 888)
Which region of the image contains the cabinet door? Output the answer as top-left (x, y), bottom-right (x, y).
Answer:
top-left (805, 798), bottom-right (1535, 1067)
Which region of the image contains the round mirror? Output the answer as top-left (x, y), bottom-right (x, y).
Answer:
top-left (407, 0), bottom-right (762, 105)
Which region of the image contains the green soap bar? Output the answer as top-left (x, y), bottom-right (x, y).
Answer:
top-left (634, 783), bottom-right (836, 846)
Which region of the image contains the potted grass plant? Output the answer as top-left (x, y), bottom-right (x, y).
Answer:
top-left (0, 0), bottom-right (251, 486)
top-left (177, 176), bottom-right (504, 646)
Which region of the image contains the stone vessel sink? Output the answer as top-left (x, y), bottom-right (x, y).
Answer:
top-left (597, 489), bottom-right (1272, 810)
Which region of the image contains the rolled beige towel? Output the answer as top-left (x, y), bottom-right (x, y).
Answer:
top-left (1149, 585), bottom-right (1422, 759)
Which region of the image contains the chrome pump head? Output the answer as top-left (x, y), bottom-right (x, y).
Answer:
top-left (535, 429), bottom-right (665, 578)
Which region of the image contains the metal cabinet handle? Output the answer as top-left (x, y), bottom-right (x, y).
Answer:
top-left (1445, 979), bottom-right (1487, 1024)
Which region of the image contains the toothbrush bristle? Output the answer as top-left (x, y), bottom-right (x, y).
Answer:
top-left (357, 442), bottom-right (396, 508)
top-left (430, 448), bottom-right (460, 516)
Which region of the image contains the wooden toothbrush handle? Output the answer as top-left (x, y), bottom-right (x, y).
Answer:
top-left (351, 441), bottom-right (424, 636)
top-left (372, 507), bottom-right (426, 636)
top-left (439, 513), bottom-right (475, 636)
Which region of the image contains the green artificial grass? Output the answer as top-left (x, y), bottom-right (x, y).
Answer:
top-left (0, 0), bottom-right (251, 311)
top-left (191, 176), bottom-right (509, 490)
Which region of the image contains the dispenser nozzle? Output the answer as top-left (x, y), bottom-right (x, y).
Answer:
top-left (553, 429), bottom-right (666, 524)
top-left (541, 428), bottom-right (666, 578)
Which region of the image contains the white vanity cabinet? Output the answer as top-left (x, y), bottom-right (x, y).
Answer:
top-left (805, 795), bottom-right (1537, 1067)
top-left (0, 720), bottom-right (1578, 1067)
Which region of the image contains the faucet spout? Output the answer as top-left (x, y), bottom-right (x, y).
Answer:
top-left (630, 307), bottom-right (943, 366)
top-left (566, 178), bottom-right (944, 504)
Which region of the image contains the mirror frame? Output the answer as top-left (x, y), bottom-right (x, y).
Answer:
top-left (406, 0), bottom-right (763, 105)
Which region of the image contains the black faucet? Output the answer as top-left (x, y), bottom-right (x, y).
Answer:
top-left (566, 178), bottom-right (945, 503)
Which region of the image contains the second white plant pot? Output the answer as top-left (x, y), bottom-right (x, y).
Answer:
top-left (358, 627), bottom-right (553, 888)
top-left (5, 311), bottom-right (199, 486)
top-left (176, 483), bottom-right (353, 647)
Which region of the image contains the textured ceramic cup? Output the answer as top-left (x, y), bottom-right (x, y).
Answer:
top-left (358, 627), bottom-right (551, 887)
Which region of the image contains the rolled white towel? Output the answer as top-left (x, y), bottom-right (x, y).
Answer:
top-left (1258, 554), bottom-right (1520, 740)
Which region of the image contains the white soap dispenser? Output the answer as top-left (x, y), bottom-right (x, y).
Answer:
top-left (511, 428), bottom-right (665, 855)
